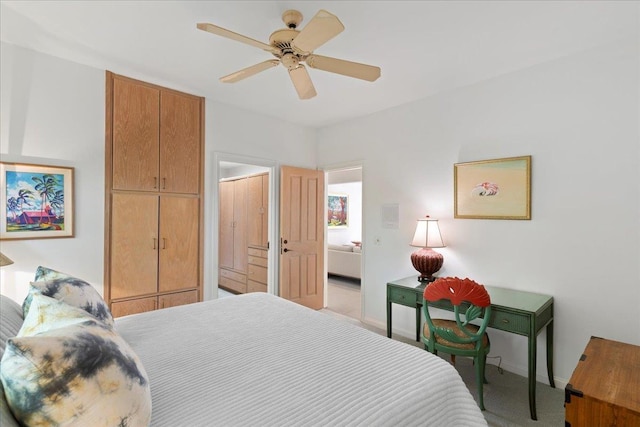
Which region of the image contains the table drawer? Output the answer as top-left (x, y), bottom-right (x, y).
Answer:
top-left (388, 286), bottom-right (421, 307)
top-left (490, 310), bottom-right (530, 334)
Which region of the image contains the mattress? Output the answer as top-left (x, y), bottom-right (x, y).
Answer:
top-left (115, 293), bottom-right (486, 426)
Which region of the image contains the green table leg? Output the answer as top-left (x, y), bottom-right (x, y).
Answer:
top-left (547, 320), bottom-right (555, 388)
top-left (416, 304), bottom-right (422, 342)
top-left (528, 326), bottom-right (538, 420)
top-left (387, 300), bottom-right (392, 338)
top-left (415, 303), bottom-right (421, 342)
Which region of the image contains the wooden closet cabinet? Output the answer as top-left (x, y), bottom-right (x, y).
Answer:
top-left (219, 173), bottom-right (269, 295)
top-left (105, 72), bottom-right (204, 317)
top-left (112, 78), bottom-right (200, 194)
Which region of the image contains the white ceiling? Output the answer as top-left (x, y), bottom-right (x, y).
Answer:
top-left (1, 1), bottom-right (637, 128)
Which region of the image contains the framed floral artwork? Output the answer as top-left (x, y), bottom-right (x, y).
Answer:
top-left (1, 162), bottom-right (75, 239)
top-left (454, 156), bottom-right (531, 220)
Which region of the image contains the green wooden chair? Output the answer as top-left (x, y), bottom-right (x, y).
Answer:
top-left (422, 277), bottom-right (492, 410)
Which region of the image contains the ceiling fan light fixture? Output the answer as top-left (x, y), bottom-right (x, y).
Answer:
top-left (282, 10), bottom-right (303, 29)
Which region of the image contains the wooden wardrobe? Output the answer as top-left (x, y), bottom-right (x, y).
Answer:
top-left (104, 72), bottom-right (204, 317)
top-left (219, 173), bottom-right (268, 294)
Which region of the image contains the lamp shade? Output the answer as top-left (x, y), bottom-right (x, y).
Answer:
top-left (410, 217), bottom-right (445, 248)
top-left (0, 252), bottom-right (14, 267)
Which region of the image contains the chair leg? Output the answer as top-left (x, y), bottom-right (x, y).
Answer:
top-left (475, 355), bottom-right (487, 411)
top-left (451, 354), bottom-right (456, 365)
top-left (482, 353), bottom-right (489, 384)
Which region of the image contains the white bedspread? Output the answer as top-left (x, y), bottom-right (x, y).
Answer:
top-left (116, 293), bottom-right (486, 427)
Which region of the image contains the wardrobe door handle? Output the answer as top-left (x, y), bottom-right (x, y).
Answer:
top-left (152, 238), bottom-right (157, 250)
top-left (162, 178), bottom-right (166, 189)
top-left (153, 177), bottom-right (158, 189)
top-left (162, 238), bottom-right (167, 249)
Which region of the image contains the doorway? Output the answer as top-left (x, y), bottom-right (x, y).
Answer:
top-left (325, 166), bottom-right (363, 320)
top-left (213, 153), bottom-right (277, 300)
top-left (213, 156), bottom-right (326, 310)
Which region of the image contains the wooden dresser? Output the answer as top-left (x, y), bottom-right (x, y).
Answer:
top-left (565, 336), bottom-right (640, 426)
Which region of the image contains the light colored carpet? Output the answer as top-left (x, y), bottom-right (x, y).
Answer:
top-left (326, 275), bottom-right (361, 319)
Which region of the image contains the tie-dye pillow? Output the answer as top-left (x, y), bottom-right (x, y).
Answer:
top-left (23, 266), bottom-right (114, 327)
top-left (0, 299), bottom-right (151, 426)
top-left (18, 294), bottom-right (102, 337)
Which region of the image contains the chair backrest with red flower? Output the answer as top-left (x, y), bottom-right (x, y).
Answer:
top-left (423, 277), bottom-right (491, 350)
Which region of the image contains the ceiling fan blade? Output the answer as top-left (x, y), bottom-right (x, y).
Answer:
top-left (197, 23), bottom-right (280, 54)
top-left (220, 60), bottom-right (280, 83)
top-left (291, 10), bottom-right (344, 54)
top-left (306, 54), bottom-right (381, 82)
top-left (289, 65), bottom-right (317, 100)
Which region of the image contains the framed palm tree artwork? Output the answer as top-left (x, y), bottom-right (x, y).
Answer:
top-left (1, 162), bottom-right (74, 240)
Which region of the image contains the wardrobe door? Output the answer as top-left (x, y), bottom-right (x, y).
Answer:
top-left (160, 91), bottom-right (201, 194)
top-left (261, 174), bottom-right (269, 247)
top-left (247, 174), bottom-right (264, 248)
top-left (233, 178), bottom-right (248, 272)
top-left (219, 180), bottom-right (235, 270)
top-left (158, 195), bottom-right (199, 293)
top-left (112, 78), bottom-right (160, 191)
top-left (110, 193), bottom-right (159, 299)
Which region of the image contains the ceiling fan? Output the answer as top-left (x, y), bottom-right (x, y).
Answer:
top-left (197, 9), bottom-right (381, 100)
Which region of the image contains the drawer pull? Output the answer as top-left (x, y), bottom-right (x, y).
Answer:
top-left (502, 319), bottom-right (510, 324)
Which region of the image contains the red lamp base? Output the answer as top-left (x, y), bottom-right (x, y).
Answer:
top-left (410, 247), bottom-right (443, 283)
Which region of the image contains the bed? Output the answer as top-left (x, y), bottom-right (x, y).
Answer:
top-left (1, 267), bottom-right (487, 427)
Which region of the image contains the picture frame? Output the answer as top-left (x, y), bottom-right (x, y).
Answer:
top-left (327, 193), bottom-right (348, 228)
top-left (454, 155), bottom-right (531, 220)
top-left (1, 162), bottom-right (75, 239)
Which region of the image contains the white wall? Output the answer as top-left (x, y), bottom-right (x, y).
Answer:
top-left (0, 42), bottom-right (105, 301)
top-left (0, 42), bottom-right (317, 304)
top-left (327, 181), bottom-right (362, 246)
top-left (316, 38), bottom-right (640, 387)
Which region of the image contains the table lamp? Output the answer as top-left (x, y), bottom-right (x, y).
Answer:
top-left (410, 216), bottom-right (445, 283)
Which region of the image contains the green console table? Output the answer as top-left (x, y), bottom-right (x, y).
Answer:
top-left (386, 276), bottom-right (555, 420)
